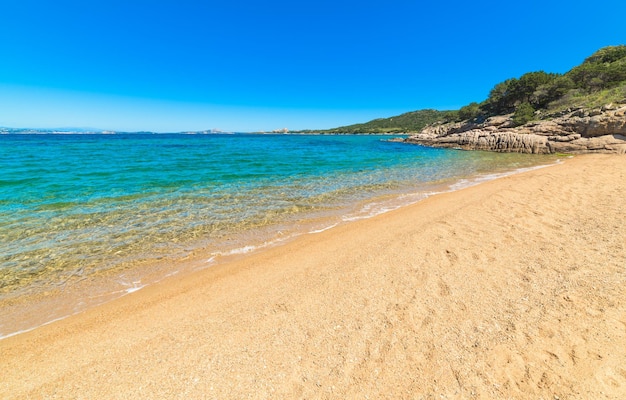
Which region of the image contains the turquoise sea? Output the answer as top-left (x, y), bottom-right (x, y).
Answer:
top-left (0, 133), bottom-right (560, 337)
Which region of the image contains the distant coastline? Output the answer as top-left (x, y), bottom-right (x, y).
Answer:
top-left (0, 127), bottom-right (235, 135)
top-left (0, 128), bottom-right (405, 136)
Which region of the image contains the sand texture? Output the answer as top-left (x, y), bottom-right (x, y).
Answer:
top-left (1, 154), bottom-right (625, 399)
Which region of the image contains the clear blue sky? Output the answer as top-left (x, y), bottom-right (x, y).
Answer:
top-left (1, 0), bottom-right (625, 132)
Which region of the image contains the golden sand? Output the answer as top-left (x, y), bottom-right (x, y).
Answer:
top-left (1, 154), bottom-right (625, 399)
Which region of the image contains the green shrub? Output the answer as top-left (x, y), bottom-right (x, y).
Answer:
top-left (512, 103), bottom-right (535, 126)
top-left (458, 102), bottom-right (483, 121)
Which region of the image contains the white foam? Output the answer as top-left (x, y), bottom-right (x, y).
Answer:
top-left (0, 315), bottom-right (72, 341)
top-left (309, 223), bottom-right (338, 234)
top-left (210, 233), bottom-right (296, 259)
top-left (220, 245), bottom-right (257, 256)
top-left (340, 159), bottom-right (563, 224)
top-left (342, 192), bottom-right (430, 222)
top-left (124, 285), bottom-right (145, 294)
top-left (0, 281), bottom-right (145, 340)
top-left (448, 161), bottom-right (560, 192)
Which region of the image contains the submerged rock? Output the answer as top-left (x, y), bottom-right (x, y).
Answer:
top-left (404, 105), bottom-right (626, 154)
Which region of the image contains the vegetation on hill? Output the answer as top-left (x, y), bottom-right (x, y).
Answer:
top-left (305, 109), bottom-right (457, 134)
top-left (464, 45), bottom-right (626, 126)
top-left (319, 45), bottom-right (626, 133)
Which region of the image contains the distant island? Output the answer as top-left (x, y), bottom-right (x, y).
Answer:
top-left (0, 127), bottom-right (236, 135)
top-left (309, 45), bottom-right (626, 153)
top-left (0, 127), bottom-right (112, 135)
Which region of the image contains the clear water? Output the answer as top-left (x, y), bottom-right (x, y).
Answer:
top-left (0, 133), bottom-right (559, 336)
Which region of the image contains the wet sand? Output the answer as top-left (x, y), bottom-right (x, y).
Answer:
top-left (1, 154), bottom-right (625, 399)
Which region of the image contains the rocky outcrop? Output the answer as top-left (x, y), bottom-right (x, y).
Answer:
top-left (404, 104), bottom-right (626, 154)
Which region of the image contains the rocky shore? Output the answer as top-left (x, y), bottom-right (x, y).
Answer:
top-left (404, 104), bottom-right (626, 154)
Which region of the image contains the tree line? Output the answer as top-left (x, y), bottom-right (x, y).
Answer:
top-left (458, 45), bottom-right (626, 126)
top-left (319, 45), bottom-right (626, 133)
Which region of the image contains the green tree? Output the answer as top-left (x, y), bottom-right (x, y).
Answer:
top-left (532, 75), bottom-right (575, 108)
top-left (458, 102), bottom-right (483, 121)
top-left (483, 72), bottom-right (557, 115)
top-left (512, 103), bottom-right (535, 126)
top-left (584, 45), bottom-right (626, 64)
top-left (511, 71), bottom-right (558, 106)
top-left (484, 78), bottom-right (518, 115)
top-left (566, 45), bottom-right (626, 91)
top-left (568, 62), bottom-right (604, 89)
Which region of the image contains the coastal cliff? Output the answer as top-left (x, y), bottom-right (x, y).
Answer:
top-left (404, 103), bottom-right (626, 154)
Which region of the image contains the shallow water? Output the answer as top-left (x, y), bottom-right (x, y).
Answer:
top-left (0, 133), bottom-right (560, 337)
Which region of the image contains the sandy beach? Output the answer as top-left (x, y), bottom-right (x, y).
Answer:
top-left (1, 154), bottom-right (625, 399)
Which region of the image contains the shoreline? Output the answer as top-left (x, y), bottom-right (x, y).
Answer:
top-left (0, 155), bottom-right (561, 340)
top-left (2, 154), bottom-right (625, 398)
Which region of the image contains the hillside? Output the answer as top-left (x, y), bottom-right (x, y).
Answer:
top-left (319, 45), bottom-right (626, 142)
top-left (404, 45), bottom-right (626, 153)
top-left (458, 45), bottom-right (626, 123)
top-left (314, 109), bottom-right (457, 134)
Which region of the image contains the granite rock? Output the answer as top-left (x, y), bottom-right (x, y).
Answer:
top-left (404, 105), bottom-right (626, 154)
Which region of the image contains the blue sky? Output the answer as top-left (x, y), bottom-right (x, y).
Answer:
top-left (1, 0), bottom-right (625, 132)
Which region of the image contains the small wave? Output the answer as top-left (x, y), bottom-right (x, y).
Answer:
top-left (448, 160), bottom-right (561, 192)
top-left (209, 232), bottom-right (298, 259)
top-left (341, 192), bottom-right (431, 222)
top-left (217, 245), bottom-right (258, 256)
top-left (308, 223), bottom-right (338, 234)
top-left (124, 285), bottom-right (145, 294)
top-left (0, 315), bottom-right (72, 341)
